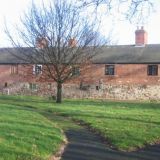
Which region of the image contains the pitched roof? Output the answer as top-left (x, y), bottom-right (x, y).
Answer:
top-left (93, 44), bottom-right (160, 64)
top-left (0, 44), bottom-right (160, 64)
top-left (0, 47), bottom-right (32, 64)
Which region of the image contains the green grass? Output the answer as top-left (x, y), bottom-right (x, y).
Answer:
top-left (0, 95), bottom-right (160, 153)
top-left (50, 100), bottom-right (160, 151)
top-left (0, 96), bottom-right (64, 160)
top-left (22, 98), bottom-right (160, 151)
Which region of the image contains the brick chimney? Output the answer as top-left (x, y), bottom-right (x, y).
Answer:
top-left (36, 37), bottom-right (48, 49)
top-left (135, 26), bottom-right (148, 46)
top-left (68, 38), bottom-right (77, 47)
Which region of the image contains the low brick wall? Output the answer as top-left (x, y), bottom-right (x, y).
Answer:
top-left (1, 82), bottom-right (160, 101)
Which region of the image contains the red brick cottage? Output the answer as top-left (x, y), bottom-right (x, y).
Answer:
top-left (0, 27), bottom-right (160, 101)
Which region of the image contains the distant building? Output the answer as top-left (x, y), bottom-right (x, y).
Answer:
top-left (0, 27), bottom-right (160, 100)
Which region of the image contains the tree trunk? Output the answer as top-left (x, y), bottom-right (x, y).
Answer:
top-left (56, 82), bottom-right (62, 103)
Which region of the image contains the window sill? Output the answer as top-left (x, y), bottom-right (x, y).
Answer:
top-left (147, 75), bottom-right (158, 76)
top-left (105, 74), bottom-right (117, 76)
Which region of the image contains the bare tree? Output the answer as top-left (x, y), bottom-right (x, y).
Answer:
top-left (78, 0), bottom-right (154, 23)
top-left (5, 0), bottom-right (106, 103)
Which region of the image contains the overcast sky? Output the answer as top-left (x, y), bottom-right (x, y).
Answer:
top-left (0, 0), bottom-right (160, 47)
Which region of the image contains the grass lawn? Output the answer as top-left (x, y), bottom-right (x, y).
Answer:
top-left (49, 100), bottom-right (160, 151)
top-left (0, 95), bottom-right (160, 154)
top-left (21, 97), bottom-right (160, 152)
top-left (0, 96), bottom-right (65, 160)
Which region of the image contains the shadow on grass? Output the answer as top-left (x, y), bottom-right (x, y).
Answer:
top-left (1, 95), bottom-right (160, 110)
top-left (0, 95), bottom-right (51, 104)
top-left (63, 99), bottom-right (160, 110)
top-left (50, 110), bottom-right (160, 126)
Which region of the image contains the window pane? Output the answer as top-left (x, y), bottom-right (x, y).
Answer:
top-left (29, 83), bottom-right (38, 90)
top-left (10, 65), bottom-right (18, 74)
top-left (72, 67), bottom-right (80, 76)
top-left (33, 64), bottom-right (42, 75)
top-left (105, 65), bottom-right (115, 75)
top-left (148, 65), bottom-right (158, 76)
top-left (29, 83), bottom-right (32, 90)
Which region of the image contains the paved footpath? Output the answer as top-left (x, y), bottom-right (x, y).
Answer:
top-left (61, 127), bottom-right (160, 160)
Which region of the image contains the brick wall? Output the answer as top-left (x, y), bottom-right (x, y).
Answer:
top-left (135, 26), bottom-right (148, 45)
top-left (0, 65), bottom-right (21, 89)
top-left (1, 63), bottom-right (160, 101)
top-left (67, 64), bottom-right (160, 85)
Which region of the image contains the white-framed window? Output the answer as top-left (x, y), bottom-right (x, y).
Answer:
top-left (33, 64), bottom-right (42, 75)
top-left (10, 64), bottom-right (18, 74)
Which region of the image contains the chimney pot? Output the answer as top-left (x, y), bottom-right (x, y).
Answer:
top-left (36, 37), bottom-right (48, 49)
top-left (68, 38), bottom-right (77, 47)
